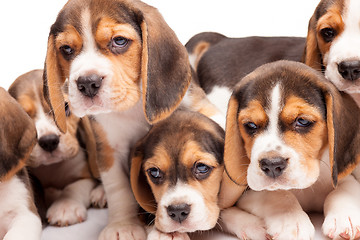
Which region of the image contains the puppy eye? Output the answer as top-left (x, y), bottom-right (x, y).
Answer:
top-left (193, 162), bottom-right (213, 180)
top-left (295, 118), bottom-right (312, 127)
top-left (147, 167), bottom-right (164, 184)
top-left (65, 102), bottom-right (71, 117)
top-left (59, 45), bottom-right (74, 58)
top-left (320, 28), bottom-right (336, 42)
top-left (243, 122), bottom-right (258, 135)
top-left (110, 36), bottom-right (131, 54)
top-left (112, 36), bottom-right (129, 47)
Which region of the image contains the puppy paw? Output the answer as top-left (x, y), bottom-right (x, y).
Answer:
top-left (265, 210), bottom-right (314, 240)
top-left (99, 222), bottom-right (146, 240)
top-left (220, 207), bottom-right (267, 239)
top-left (46, 198), bottom-right (87, 226)
top-left (147, 228), bottom-right (190, 240)
top-left (323, 212), bottom-right (360, 239)
top-left (90, 184), bottom-right (107, 208)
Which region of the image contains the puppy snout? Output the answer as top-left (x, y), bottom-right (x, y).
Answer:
top-left (77, 74), bottom-right (103, 98)
top-left (338, 60), bottom-right (360, 81)
top-left (38, 134), bottom-right (60, 152)
top-left (259, 157), bottom-right (288, 178)
top-left (167, 204), bottom-right (191, 223)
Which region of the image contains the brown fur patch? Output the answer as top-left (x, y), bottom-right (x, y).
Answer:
top-left (316, 5), bottom-right (345, 62)
top-left (191, 41), bottom-right (210, 70)
top-left (281, 96), bottom-right (328, 176)
top-left (238, 100), bottom-right (268, 156)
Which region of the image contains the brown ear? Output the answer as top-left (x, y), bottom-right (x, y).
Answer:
top-left (0, 88), bottom-right (37, 181)
top-left (218, 96), bottom-right (248, 209)
top-left (43, 35), bottom-right (67, 133)
top-left (325, 86), bottom-right (360, 186)
top-left (77, 116), bottom-right (100, 179)
top-left (137, 4), bottom-right (191, 124)
top-left (303, 15), bottom-right (322, 71)
top-left (130, 143), bottom-right (156, 214)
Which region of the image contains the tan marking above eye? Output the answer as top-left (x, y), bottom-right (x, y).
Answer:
top-left (181, 140), bottom-right (219, 170)
top-left (281, 96), bottom-right (323, 126)
top-left (55, 24), bottom-right (83, 55)
top-left (316, 5), bottom-right (344, 54)
top-left (95, 18), bottom-right (141, 53)
top-left (238, 100), bottom-right (268, 130)
top-left (18, 95), bottom-right (36, 118)
top-left (143, 145), bottom-right (171, 174)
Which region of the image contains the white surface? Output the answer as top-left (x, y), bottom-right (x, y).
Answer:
top-left (1, 0), bottom-right (326, 239)
top-left (0, 0), bottom-right (319, 90)
top-left (42, 209), bottom-right (329, 240)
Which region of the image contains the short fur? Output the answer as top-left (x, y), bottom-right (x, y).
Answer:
top-left (219, 61), bottom-right (360, 239)
top-left (130, 110), bottom-right (224, 239)
top-left (43, 0), bottom-right (191, 239)
top-left (9, 69), bottom-right (104, 227)
top-left (0, 87), bottom-right (42, 240)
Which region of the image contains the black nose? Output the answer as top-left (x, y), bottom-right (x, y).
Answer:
top-left (77, 74), bottom-right (103, 98)
top-left (259, 157), bottom-right (288, 178)
top-left (167, 204), bottom-right (191, 223)
top-left (38, 134), bottom-right (60, 152)
top-left (338, 60), bottom-right (360, 81)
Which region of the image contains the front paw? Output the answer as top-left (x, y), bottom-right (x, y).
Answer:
top-left (90, 184), bottom-right (107, 208)
top-left (147, 228), bottom-right (190, 240)
top-left (265, 210), bottom-right (314, 240)
top-left (221, 207), bottom-right (267, 239)
top-left (47, 198), bottom-right (87, 226)
top-left (323, 212), bottom-right (360, 239)
top-left (99, 222), bottom-right (146, 240)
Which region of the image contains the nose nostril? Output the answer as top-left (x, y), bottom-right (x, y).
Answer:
top-left (259, 157), bottom-right (288, 178)
top-left (338, 61), bottom-right (360, 81)
top-left (38, 134), bottom-right (60, 152)
top-left (167, 204), bottom-right (191, 223)
top-left (76, 74), bottom-right (103, 98)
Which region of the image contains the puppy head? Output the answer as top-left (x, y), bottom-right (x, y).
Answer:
top-left (9, 70), bottom-right (89, 167)
top-left (0, 88), bottom-right (37, 181)
top-left (304, 0), bottom-right (360, 93)
top-left (43, 0), bottom-right (191, 132)
top-left (130, 110), bottom-right (224, 233)
top-left (221, 60), bottom-right (360, 207)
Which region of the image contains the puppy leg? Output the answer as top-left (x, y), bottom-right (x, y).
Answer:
top-left (322, 175), bottom-right (360, 239)
top-left (239, 190), bottom-right (315, 240)
top-left (99, 160), bottom-right (146, 240)
top-left (4, 211), bottom-right (42, 240)
top-left (147, 225), bottom-right (190, 240)
top-left (220, 206), bottom-right (266, 239)
top-left (46, 178), bottom-right (96, 226)
top-left (90, 184), bottom-right (107, 208)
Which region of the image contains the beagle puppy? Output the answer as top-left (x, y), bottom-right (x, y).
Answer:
top-left (130, 110), bottom-right (224, 240)
top-left (8, 69), bottom-right (103, 227)
top-left (218, 60), bottom-right (360, 239)
top-left (304, 0), bottom-right (360, 106)
top-left (185, 32), bottom-right (305, 113)
top-left (43, 0), bottom-right (191, 238)
top-left (0, 87), bottom-right (42, 240)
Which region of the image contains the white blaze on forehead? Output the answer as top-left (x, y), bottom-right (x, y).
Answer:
top-left (81, 8), bottom-right (97, 52)
top-left (267, 83), bottom-right (282, 135)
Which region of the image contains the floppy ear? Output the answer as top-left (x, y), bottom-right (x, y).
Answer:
top-left (43, 34), bottom-right (67, 133)
top-left (130, 142), bottom-right (156, 214)
top-left (137, 4), bottom-right (191, 124)
top-left (218, 96), bottom-right (249, 209)
top-left (303, 15), bottom-right (322, 71)
top-left (324, 86), bottom-right (360, 186)
top-left (0, 88), bottom-right (37, 181)
top-left (77, 116), bottom-right (100, 179)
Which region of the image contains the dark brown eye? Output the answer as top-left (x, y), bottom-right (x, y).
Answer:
top-left (294, 117), bottom-right (314, 133)
top-left (243, 122), bottom-right (258, 135)
top-left (60, 45), bottom-right (74, 57)
top-left (65, 102), bottom-right (71, 117)
top-left (147, 167), bottom-right (164, 184)
top-left (320, 28), bottom-right (336, 42)
top-left (192, 162), bottom-right (212, 180)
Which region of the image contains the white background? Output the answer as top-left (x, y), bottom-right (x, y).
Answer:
top-left (0, 0), bottom-right (319, 90)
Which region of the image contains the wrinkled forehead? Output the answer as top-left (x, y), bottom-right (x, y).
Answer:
top-left (235, 69), bottom-right (327, 117)
top-left (50, 0), bottom-right (142, 37)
